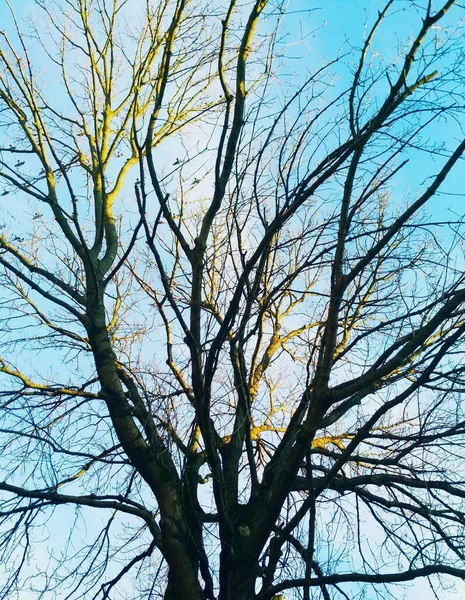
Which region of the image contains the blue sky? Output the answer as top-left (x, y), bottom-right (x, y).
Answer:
top-left (0, 1), bottom-right (464, 599)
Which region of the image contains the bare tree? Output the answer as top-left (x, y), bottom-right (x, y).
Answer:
top-left (0, 1), bottom-right (465, 599)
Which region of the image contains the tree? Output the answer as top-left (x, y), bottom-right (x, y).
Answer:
top-left (0, 0), bottom-right (464, 598)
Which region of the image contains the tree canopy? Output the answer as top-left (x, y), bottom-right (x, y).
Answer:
top-left (0, 1), bottom-right (465, 599)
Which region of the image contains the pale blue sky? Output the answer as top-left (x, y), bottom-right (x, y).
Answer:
top-left (0, 2), bottom-right (464, 599)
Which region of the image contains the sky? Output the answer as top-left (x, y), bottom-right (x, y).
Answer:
top-left (0, 1), bottom-right (464, 599)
